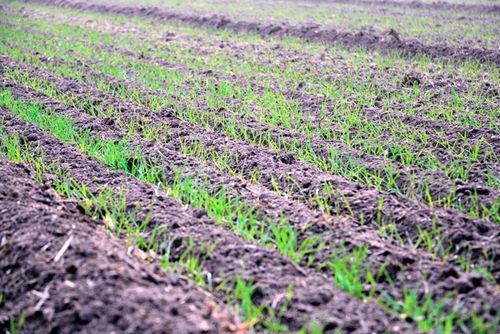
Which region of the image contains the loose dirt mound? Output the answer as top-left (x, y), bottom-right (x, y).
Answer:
top-left (0, 1), bottom-right (499, 332)
top-left (22, 0), bottom-right (500, 65)
top-left (0, 159), bottom-right (240, 334)
top-left (323, 0), bottom-right (500, 13)
top-left (0, 107), bottom-right (418, 333)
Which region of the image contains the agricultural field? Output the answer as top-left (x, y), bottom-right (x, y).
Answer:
top-left (0, 0), bottom-right (499, 333)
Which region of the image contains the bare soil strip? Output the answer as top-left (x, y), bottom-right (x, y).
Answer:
top-left (2, 58), bottom-right (498, 280)
top-left (8, 5), bottom-right (498, 191)
top-left (1, 72), bottom-right (499, 326)
top-left (1, 2), bottom-right (499, 332)
top-left (5, 10), bottom-right (498, 150)
top-left (21, 0), bottom-right (500, 65)
top-left (317, 0), bottom-right (500, 13)
top-left (0, 108), bottom-right (421, 332)
top-left (3, 49), bottom-right (497, 219)
top-left (0, 158), bottom-right (242, 333)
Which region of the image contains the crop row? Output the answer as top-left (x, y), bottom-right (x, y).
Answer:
top-left (0, 154), bottom-right (249, 333)
top-left (1, 53), bottom-right (499, 329)
top-left (0, 14), bottom-right (498, 224)
top-left (1, 25), bottom-right (499, 270)
top-left (8, 3), bottom-right (499, 130)
top-left (25, 0), bottom-right (500, 48)
top-left (1, 86), bottom-right (499, 332)
top-left (0, 102), bottom-right (415, 332)
top-left (1, 1), bottom-right (499, 332)
top-left (3, 56), bottom-right (500, 269)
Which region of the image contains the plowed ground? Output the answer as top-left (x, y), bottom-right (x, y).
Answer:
top-left (0, 0), bottom-right (499, 333)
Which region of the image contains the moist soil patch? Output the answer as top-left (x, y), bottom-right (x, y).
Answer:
top-left (0, 159), bottom-right (241, 333)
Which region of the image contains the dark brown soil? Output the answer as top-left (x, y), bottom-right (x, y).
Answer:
top-left (1, 3), bottom-right (499, 332)
top-left (7, 12), bottom-right (499, 153)
top-left (5, 43), bottom-right (498, 216)
top-left (0, 158), bottom-right (242, 334)
top-left (316, 0), bottom-right (500, 13)
top-left (0, 109), bottom-right (420, 332)
top-left (1, 64), bottom-right (499, 328)
top-left (21, 0), bottom-right (500, 65)
top-left (2, 57), bottom-right (498, 282)
top-left (5, 7), bottom-right (498, 216)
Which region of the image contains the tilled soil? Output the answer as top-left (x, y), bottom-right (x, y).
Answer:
top-left (316, 0), bottom-right (500, 13)
top-left (37, 0), bottom-right (500, 48)
top-left (1, 71), bottom-right (499, 328)
top-left (1, 1), bottom-right (499, 332)
top-left (0, 158), bottom-right (242, 334)
top-left (21, 0), bottom-right (500, 65)
top-left (0, 111), bottom-right (420, 333)
top-left (2, 51), bottom-right (497, 221)
top-left (5, 5), bottom-right (498, 211)
top-left (2, 59), bottom-right (498, 280)
top-left (6, 8), bottom-right (499, 136)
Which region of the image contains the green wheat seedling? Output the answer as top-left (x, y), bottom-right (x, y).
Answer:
top-left (3, 7), bottom-right (500, 332)
top-left (414, 216), bottom-right (453, 261)
top-left (0, 131), bottom-right (24, 163)
top-left (458, 311), bottom-right (500, 334)
top-left (232, 278), bottom-right (265, 327)
top-left (0, 131), bottom-right (249, 321)
top-left (0, 129), bottom-right (224, 292)
top-left (270, 219), bottom-right (324, 265)
top-left (329, 244), bottom-right (378, 300)
top-left (2, 44), bottom-right (494, 264)
top-left (230, 278), bottom-right (292, 332)
top-left (159, 238), bottom-right (293, 331)
top-left (120, 18), bottom-right (492, 131)
top-left (4, 13), bottom-right (498, 142)
top-left (1, 22), bottom-right (488, 177)
top-left (3, 1), bottom-right (497, 226)
top-left (180, 139), bottom-right (239, 176)
top-left (0, 137), bottom-right (160, 252)
top-left (52, 172), bottom-right (160, 251)
top-left (0, 131), bottom-right (183, 259)
top-left (7, 313), bottom-right (26, 334)
top-left (0, 292), bottom-right (25, 334)
top-left (2, 127), bottom-right (472, 332)
top-left (0, 89), bottom-right (162, 181)
top-left (160, 237), bottom-right (218, 288)
top-left (373, 197), bottom-right (406, 246)
top-left (0, 128), bottom-right (47, 184)
top-left (8, 1), bottom-right (499, 85)
top-left (3, 45), bottom-right (496, 222)
top-left (1, 94), bottom-right (323, 332)
top-left (455, 245), bottom-right (496, 283)
top-left (175, 102), bottom-right (494, 220)
top-left (0, 89), bottom-right (320, 266)
top-left (1, 3), bottom-right (498, 328)
top-left (381, 290), bottom-right (459, 333)
top-left (178, 140), bottom-right (324, 264)
top-left (168, 172), bottom-right (322, 264)
top-left (167, 171), bottom-right (267, 241)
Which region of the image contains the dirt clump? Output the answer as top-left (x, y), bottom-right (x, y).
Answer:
top-left (0, 159), bottom-right (241, 334)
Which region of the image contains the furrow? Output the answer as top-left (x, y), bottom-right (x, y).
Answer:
top-left (21, 0), bottom-right (500, 65)
top-left (0, 42), bottom-right (498, 222)
top-left (2, 69), bottom-right (500, 330)
top-left (0, 158), bottom-right (242, 334)
top-left (312, 0), bottom-right (500, 13)
top-left (1, 57), bottom-right (498, 276)
top-left (3, 13), bottom-right (498, 168)
top-left (2, 76), bottom-right (500, 326)
top-left (0, 108), bottom-right (418, 333)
